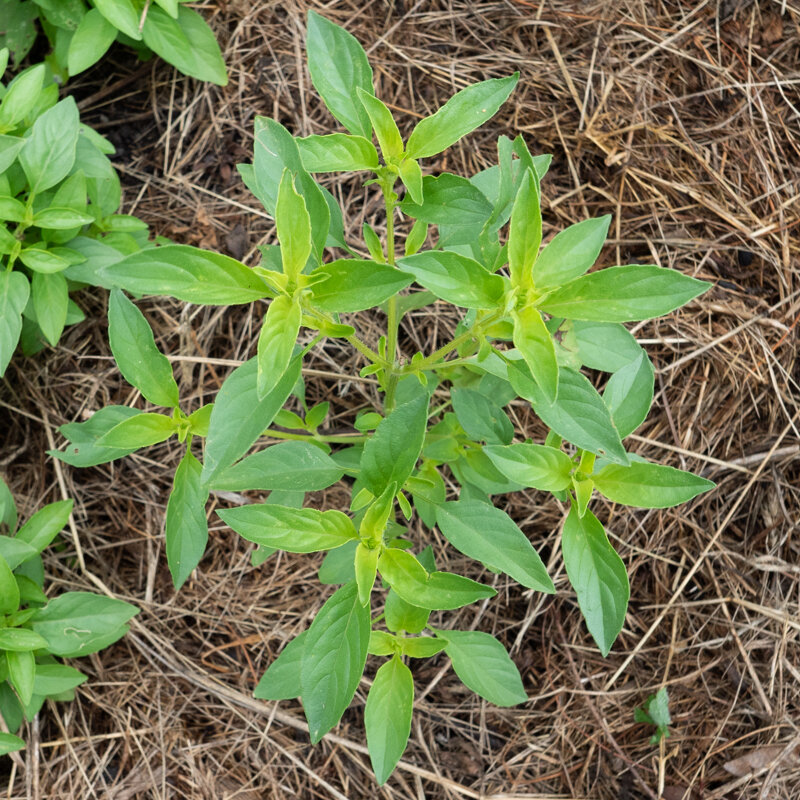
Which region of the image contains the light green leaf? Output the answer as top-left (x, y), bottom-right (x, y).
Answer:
top-left (354, 542), bottom-right (379, 606)
top-left (593, 461), bottom-right (714, 509)
top-left (0, 63), bottom-right (45, 130)
top-left (19, 97), bottom-right (80, 193)
top-left (435, 629), bottom-right (527, 706)
top-left (49, 406), bottom-right (142, 468)
top-left (533, 215), bottom-right (611, 289)
top-left (32, 664), bottom-right (87, 697)
top-left (365, 655), bottom-right (413, 784)
top-left (378, 548), bottom-right (495, 610)
top-left (406, 74), bottom-right (519, 159)
top-left (309, 259), bottom-right (413, 313)
top-left (210, 441), bottom-right (344, 492)
top-left (7, 650), bottom-right (34, 705)
top-left (142, 6), bottom-right (228, 85)
top-left (0, 271), bottom-right (29, 376)
top-left (296, 133), bottom-right (379, 172)
top-left (201, 356), bottom-right (301, 483)
top-left (539, 265), bottom-right (711, 322)
top-left (512, 305), bottom-right (559, 403)
top-left (0, 536), bottom-right (36, 569)
top-left (384, 588), bottom-right (429, 634)
top-left (31, 591), bottom-right (139, 657)
top-left (276, 170), bottom-right (312, 283)
top-left (32, 207), bottom-right (94, 230)
top-left (94, 0), bottom-right (141, 40)
top-left (360, 390), bottom-right (428, 497)
top-left (19, 247), bottom-right (70, 274)
top-left (482, 443), bottom-right (573, 492)
top-left (572, 321), bottom-right (643, 373)
top-left (508, 169), bottom-right (541, 290)
top-left (399, 173), bottom-right (492, 228)
top-left (97, 412), bottom-right (178, 449)
top-left (0, 732), bottom-right (25, 756)
top-left (101, 245), bottom-right (269, 305)
top-left (451, 388), bottom-right (512, 445)
top-left (67, 9), bottom-right (117, 75)
top-left (435, 501), bottom-right (554, 592)
top-left (0, 135), bottom-right (25, 174)
top-left (253, 630), bottom-right (307, 700)
top-left (397, 251), bottom-right (504, 309)
top-left (398, 157), bottom-right (423, 205)
top-left (356, 88), bottom-right (403, 159)
top-left (602, 350), bottom-right (654, 437)
top-left (0, 628), bottom-right (47, 651)
top-left (0, 196), bottom-right (26, 222)
top-left (401, 637), bottom-right (446, 658)
top-left (256, 295), bottom-right (301, 399)
top-left (0, 477), bottom-right (16, 532)
top-left (30, 270), bottom-right (67, 348)
top-left (507, 361), bottom-right (628, 465)
top-left (561, 505), bottom-right (629, 656)
top-left (300, 582), bottom-right (370, 742)
top-left (108, 289), bottom-right (180, 408)
top-left (306, 11), bottom-right (374, 139)
top-left (218, 504), bottom-right (357, 553)
top-left (165, 450), bottom-right (209, 590)
top-left (0, 553), bottom-right (20, 612)
top-left (15, 499), bottom-right (72, 555)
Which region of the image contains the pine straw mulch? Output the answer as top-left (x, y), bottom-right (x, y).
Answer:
top-left (2, 0), bottom-right (800, 797)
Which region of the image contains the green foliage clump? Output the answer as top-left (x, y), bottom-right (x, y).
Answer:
top-left (0, 477), bottom-right (139, 756)
top-left (48, 11), bottom-right (714, 783)
top-left (0, 0), bottom-right (226, 85)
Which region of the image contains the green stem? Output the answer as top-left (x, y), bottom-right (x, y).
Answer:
top-left (381, 177), bottom-right (401, 411)
top-left (346, 333), bottom-right (389, 369)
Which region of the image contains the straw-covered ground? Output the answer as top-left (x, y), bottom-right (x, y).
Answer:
top-left (2, 1), bottom-right (799, 797)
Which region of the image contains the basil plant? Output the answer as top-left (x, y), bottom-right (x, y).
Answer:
top-left (51, 11), bottom-right (714, 783)
top-left (0, 478), bottom-right (139, 756)
top-left (0, 53), bottom-right (157, 376)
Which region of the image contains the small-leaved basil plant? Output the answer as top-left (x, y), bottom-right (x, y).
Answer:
top-left (0, 52), bottom-right (157, 376)
top-left (51, 12), bottom-right (714, 782)
top-left (0, 477), bottom-right (139, 756)
top-left (0, 0), bottom-right (226, 86)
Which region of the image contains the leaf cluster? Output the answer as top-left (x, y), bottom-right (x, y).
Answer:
top-left (0, 477), bottom-right (139, 756)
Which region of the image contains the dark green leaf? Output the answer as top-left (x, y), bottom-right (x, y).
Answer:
top-left (32, 664), bottom-right (86, 697)
top-left (19, 97), bottom-right (80, 192)
top-left (309, 259), bottom-right (413, 313)
top-left (572, 321), bottom-right (643, 373)
top-left (602, 350), bottom-right (654, 437)
top-left (356, 88), bottom-right (403, 159)
top-left (67, 8), bottom-right (117, 75)
top-left (400, 173), bottom-right (492, 228)
top-left (451, 388), bottom-right (513, 445)
top-left (49, 406), bottom-right (142, 467)
top-left (254, 630), bottom-right (307, 700)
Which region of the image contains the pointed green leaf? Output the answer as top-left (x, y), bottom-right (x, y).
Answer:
top-left (451, 388), bottom-right (513, 445)
top-left (309, 259), bottom-right (413, 313)
top-left (0, 628), bottom-right (47, 651)
top-left (0, 270), bottom-right (29, 376)
top-left (256, 296), bottom-right (301, 399)
top-left (67, 8), bottom-right (117, 75)
top-left (512, 305), bottom-right (559, 403)
top-left (97, 413), bottom-right (177, 449)
top-left (533, 215), bottom-right (611, 289)
top-left (593, 461), bottom-right (714, 509)
top-left (0, 63), bottom-right (45, 129)
top-left (355, 543), bottom-right (379, 606)
top-left (276, 170), bottom-right (313, 282)
top-left (398, 157), bottom-right (423, 205)
top-left (399, 173), bottom-right (492, 228)
top-left (602, 351), bottom-right (654, 438)
top-left (19, 98), bottom-right (80, 192)
top-left (32, 664), bottom-right (87, 697)
top-left (572, 321), bottom-right (643, 373)
top-left (297, 133), bottom-right (379, 172)
top-left (254, 630), bottom-right (307, 700)
top-left (15, 499), bottom-right (72, 555)
top-left (508, 169), bottom-right (541, 289)
top-left (49, 406), bottom-right (142, 468)
top-left (0, 732), bottom-right (25, 756)
top-left (7, 650), bottom-right (34, 705)
top-left (483, 443), bottom-right (573, 492)
top-left (357, 88), bottom-right (403, 159)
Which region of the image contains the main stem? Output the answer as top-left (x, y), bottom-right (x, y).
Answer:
top-left (382, 178), bottom-right (400, 411)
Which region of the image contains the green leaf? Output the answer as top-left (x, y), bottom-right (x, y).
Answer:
top-left (354, 542), bottom-right (379, 606)
top-left (0, 732), bottom-right (25, 756)
top-left (561, 505), bottom-right (629, 656)
top-left (482, 443), bottom-right (573, 492)
top-left (365, 655), bottom-right (413, 784)
top-left (0, 0), bottom-right (37, 64)
top-left (398, 158), bottom-right (423, 205)
top-left (507, 361), bottom-right (628, 465)
top-left (400, 173), bottom-right (492, 228)
top-left (0, 63), bottom-right (45, 130)
top-left (276, 170), bottom-right (313, 283)
top-left (67, 8), bottom-right (117, 75)
top-left (218, 504), bottom-right (357, 553)
top-left (378, 548), bottom-right (495, 610)
top-left (397, 251), bottom-right (505, 309)
top-left (0, 477), bottom-right (16, 532)
top-left (360, 390), bottom-right (428, 497)
top-left (0, 271), bottom-right (28, 376)
top-left (0, 135), bottom-right (25, 174)
top-left (19, 97), bottom-right (80, 193)
top-left (512, 305), bottom-right (559, 403)
top-left (451, 388), bottom-right (512, 445)
top-left (165, 450), bottom-right (209, 590)
top-left (0, 536), bottom-right (36, 569)
top-left (406, 74), bottom-right (519, 159)
top-left (29, 271), bottom-right (67, 348)
top-left (31, 591), bottom-right (139, 657)
top-left (142, 6), bottom-right (227, 85)
top-left (49, 406), bottom-right (142, 468)
top-left (435, 629), bottom-right (527, 706)
top-left (384, 589), bottom-right (429, 634)
top-left (101, 245), bottom-right (269, 305)
top-left (539, 265), bottom-right (711, 322)
top-left (32, 664), bottom-right (86, 697)
top-left (201, 356), bottom-right (301, 483)
top-left (187, 403), bottom-right (213, 436)
top-left (300, 582), bottom-right (370, 742)
top-left (435, 501), bottom-right (554, 592)
top-left (6, 650), bottom-right (34, 705)
top-left (635, 687), bottom-right (671, 743)
top-left (97, 412), bottom-right (177, 449)
top-left (572, 321), bottom-right (643, 373)
top-left (593, 461), bottom-right (714, 509)
top-left (508, 169), bottom-right (541, 290)
top-left (533, 215), bottom-right (611, 289)
top-left (401, 637), bottom-right (446, 658)
top-left (94, 0), bottom-right (141, 40)
top-left (296, 133), bottom-right (379, 172)
top-left (210, 441), bottom-right (344, 493)
top-left (0, 628), bottom-right (48, 651)
top-left (309, 259), bottom-right (413, 313)
top-left (602, 351), bottom-right (654, 437)
top-left (0, 196), bottom-right (26, 223)
top-left (256, 296), bottom-right (301, 400)
top-left (19, 247), bottom-right (71, 274)
top-left (15, 499), bottom-right (72, 555)
top-left (356, 88), bottom-right (403, 159)
top-left (108, 290), bottom-right (180, 408)
top-left (254, 630), bottom-right (307, 700)
top-left (306, 11), bottom-right (374, 139)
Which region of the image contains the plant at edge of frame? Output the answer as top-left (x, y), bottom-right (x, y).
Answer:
top-left (0, 476), bottom-right (139, 756)
top-left (50, 11), bottom-right (715, 784)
